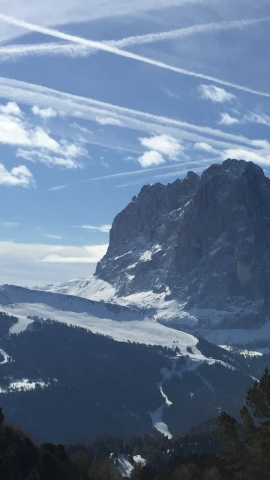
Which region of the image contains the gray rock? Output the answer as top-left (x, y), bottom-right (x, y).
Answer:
top-left (95, 159), bottom-right (270, 329)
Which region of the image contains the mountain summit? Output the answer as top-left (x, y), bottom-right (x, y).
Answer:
top-left (95, 159), bottom-right (270, 330)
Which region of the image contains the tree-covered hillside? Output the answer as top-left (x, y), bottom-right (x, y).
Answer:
top-left (0, 317), bottom-right (268, 443)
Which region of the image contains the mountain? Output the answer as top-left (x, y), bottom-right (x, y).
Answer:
top-left (1, 159), bottom-right (270, 443)
top-left (43, 159), bottom-right (270, 352)
top-left (96, 159), bottom-right (270, 328)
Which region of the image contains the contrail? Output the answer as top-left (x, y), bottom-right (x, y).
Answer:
top-left (50, 158), bottom-right (219, 191)
top-left (0, 14), bottom-right (270, 98)
top-left (115, 16), bottom-right (270, 48)
top-left (0, 76), bottom-right (266, 150)
top-left (1, 17), bottom-right (269, 61)
top-left (0, 42), bottom-right (91, 59)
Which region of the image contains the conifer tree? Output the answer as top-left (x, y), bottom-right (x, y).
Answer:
top-left (214, 367), bottom-right (270, 480)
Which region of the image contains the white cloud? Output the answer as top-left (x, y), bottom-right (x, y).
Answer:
top-left (32, 105), bottom-right (57, 118)
top-left (0, 163), bottom-right (34, 187)
top-left (251, 139), bottom-right (270, 149)
top-left (0, 102), bottom-right (87, 169)
top-left (194, 142), bottom-right (219, 153)
top-left (222, 147), bottom-right (270, 166)
top-left (138, 151), bottom-right (165, 168)
top-left (32, 127), bottom-right (60, 150)
top-left (0, 106), bottom-right (54, 149)
top-left (79, 224), bottom-right (111, 233)
top-left (0, 112), bottom-right (31, 146)
top-left (199, 85), bottom-right (236, 103)
top-left (41, 245), bottom-right (108, 263)
top-left (0, 101), bottom-right (21, 116)
top-left (140, 134), bottom-right (183, 159)
top-left (0, 241), bottom-right (107, 264)
top-left (244, 112), bottom-right (270, 126)
top-left (219, 112), bottom-right (239, 125)
top-left (0, 241), bottom-right (107, 286)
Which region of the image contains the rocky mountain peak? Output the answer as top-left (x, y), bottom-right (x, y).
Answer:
top-left (95, 160), bottom-right (270, 329)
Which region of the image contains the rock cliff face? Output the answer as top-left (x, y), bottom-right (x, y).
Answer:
top-left (96, 159), bottom-right (270, 329)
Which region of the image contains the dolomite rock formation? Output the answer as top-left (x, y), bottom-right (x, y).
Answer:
top-left (96, 159), bottom-right (270, 329)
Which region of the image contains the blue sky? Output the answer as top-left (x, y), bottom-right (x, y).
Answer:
top-left (1, 0), bottom-right (270, 286)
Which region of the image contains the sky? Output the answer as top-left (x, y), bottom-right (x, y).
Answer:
top-left (1, 0), bottom-right (270, 286)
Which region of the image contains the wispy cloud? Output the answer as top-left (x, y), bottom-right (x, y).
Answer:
top-left (44, 233), bottom-right (62, 240)
top-left (0, 163), bottom-right (34, 187)
top-left (0, 76), bottom-right (268, 153)
top-left (32, 105), bottom-right (57, 119)
top-left (244, 112), bottom-right (270, 126)
top-left (199, 85), bottom-right (236, 103)
top-left (1, 14), bottom-right (270, 98)
top-left (96, 116), bottom-right (122, 126)
top-left (0, 0), bottom-right (220, 44)
top-left (194, 142), bottom-right (219, 153)
top-left (79, 224), bottom-right (111, 233)
top-left (0, 240), bottom-right (107, 264)
top-left (0, 221), bottom-right (19, 227)
top-left (222, 147), bottom-right (270, 166)
top-left (1, 76), bottom-right (270, 180)
top-left (219, 112), bottom-right (239, 125)
top-left (1, 17), bottom-right (269, 61)
top-left (0, 240), bottom-right (107, 285)
top-left (17, 149), bottom-right (84, 169)
top-left (41, 244), bottom-right (108, 263)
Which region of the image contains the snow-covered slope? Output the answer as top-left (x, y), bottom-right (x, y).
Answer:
top-left (38, 275), bottom-right (270, 351)
top-left (37, 276), bottom-right (198, 327)
top-left (0, 284), bottom-right (243, 367)
top-left (36, 276), bottom-right (117, 303)
top-left (0, 284), bottom-right (198, 353)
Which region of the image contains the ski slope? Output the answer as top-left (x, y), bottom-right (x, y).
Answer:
top-left (0, 284), bottom-right (200, 354)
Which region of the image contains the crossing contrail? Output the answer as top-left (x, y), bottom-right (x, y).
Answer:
top-left (0, 14), bottom-right (270, 98)
top-left (1, 16), bottom-right (269, 61)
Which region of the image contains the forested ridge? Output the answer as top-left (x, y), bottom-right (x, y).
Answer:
top-left (1, 317), bottom-right (269, 444)
top-left (0, 406), bottom-right (228, 480)
top-left (1, 368), bottom-right (270, 479)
